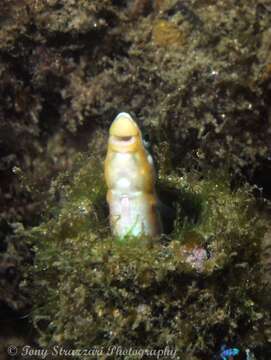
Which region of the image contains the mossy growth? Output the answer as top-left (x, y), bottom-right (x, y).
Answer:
top-left (26, 154), bottom-right (271, 359)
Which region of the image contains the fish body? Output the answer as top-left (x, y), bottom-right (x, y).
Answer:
top-left (104, 112), bottom-right (162, 239)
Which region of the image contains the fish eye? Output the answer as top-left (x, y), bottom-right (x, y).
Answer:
top-left (142, 133), bottom-right (151, 149)
top-left (144, 134), bottom-right (150, 142)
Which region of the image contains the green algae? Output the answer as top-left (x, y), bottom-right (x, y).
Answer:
top-left (26, 155), bottom-right (271, 359)
top-left (0, 0), bottom-right (271, 357)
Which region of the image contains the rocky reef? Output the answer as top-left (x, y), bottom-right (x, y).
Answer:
top-left (0, 0), bottom-right (271, 358)
top-left (26, 155), bottom-right (270, 358)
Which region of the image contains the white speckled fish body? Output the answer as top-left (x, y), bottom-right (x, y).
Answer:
top-left (105, 113), bottom-right (162, 239)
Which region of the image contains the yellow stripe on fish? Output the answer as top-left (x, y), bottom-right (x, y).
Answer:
top-left (104, 112), bottom-right (162, 239)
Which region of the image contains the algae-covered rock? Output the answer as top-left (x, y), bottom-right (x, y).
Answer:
top-left (2, 0), bottom-right (271, 180)
top-left (0, 0), bottom-right (271, 357)
top-left (26, 154), bottom-right (271, 359)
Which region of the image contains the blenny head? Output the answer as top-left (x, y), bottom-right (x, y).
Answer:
top-left (108, 112), bottom-right (143, 153)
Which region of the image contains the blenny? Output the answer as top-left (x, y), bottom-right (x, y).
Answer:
top-left (104, 112), bottom-right (162, 239)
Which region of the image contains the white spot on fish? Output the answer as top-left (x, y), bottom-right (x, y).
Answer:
top-left (147, 154), bottom-right (154, 166)
top-left (117, 178), bottom-right (130, 189)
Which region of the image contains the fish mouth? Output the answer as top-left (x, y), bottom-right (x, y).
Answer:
top-left (110, 135), bottom-right (136, 146)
